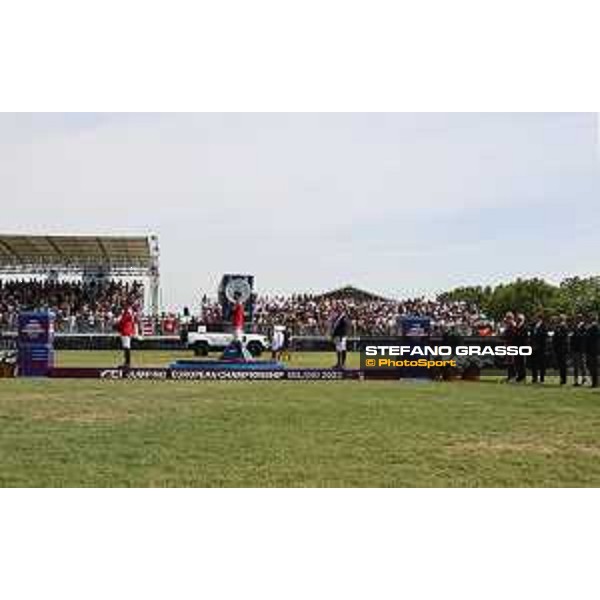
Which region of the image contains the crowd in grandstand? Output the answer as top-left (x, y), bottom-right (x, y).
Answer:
top-left (0, 279), bottom-right (144, 333)
top-left (0, 278), bottom-right (493, 336)
top-left (203, 294), bottom-right (490, 336)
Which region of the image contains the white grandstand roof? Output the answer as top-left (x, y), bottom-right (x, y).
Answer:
top-left (0, 234), bottom-right (156, 275)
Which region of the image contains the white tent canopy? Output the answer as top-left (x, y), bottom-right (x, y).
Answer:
top-left (0, 234), bottom-right (154, 272)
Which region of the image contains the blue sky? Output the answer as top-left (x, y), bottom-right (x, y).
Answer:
top-left (0, 113), bottom-right (598, 310)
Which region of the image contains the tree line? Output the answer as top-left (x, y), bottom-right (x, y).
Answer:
top-left (437, 276), bottom-right (600, 321)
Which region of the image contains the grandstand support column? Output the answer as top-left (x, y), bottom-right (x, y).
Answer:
top-left (149, 235), bottom-right (161, 316)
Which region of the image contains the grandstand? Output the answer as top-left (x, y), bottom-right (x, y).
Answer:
top-left (0, 233), bottom-right (161, 317)
top-left (314, 284), bottom-right (392, 302)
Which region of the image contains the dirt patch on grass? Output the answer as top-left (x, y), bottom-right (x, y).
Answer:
top-left (29, 407), bottom-right (135, 424)
top-left (570, 444), bottom-right (600, 458)
top-left (450, 439), bottom-right (600, 458)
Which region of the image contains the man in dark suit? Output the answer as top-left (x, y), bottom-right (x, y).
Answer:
top-left (514, 313), bottom-right (528, 383)
top-left (503, 312), bottom-right (517, 382)
top-left (529, 313), bottom-right (548, 384)
top-left (552, 314), bottom-right (569, 385)
top-left (585, 314), bottom-right (599, 388)
top-left (331, 304), bottom-right (351, 369)
top-left (571, 315), bottom-right (588, 386)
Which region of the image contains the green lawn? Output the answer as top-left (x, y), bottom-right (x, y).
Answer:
top-left (1, 351), bottom-right (599, 487)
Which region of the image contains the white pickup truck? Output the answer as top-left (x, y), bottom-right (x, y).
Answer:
top-left (186, 327), bottom-right (270, 357)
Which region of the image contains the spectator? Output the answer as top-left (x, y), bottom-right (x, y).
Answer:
top-left (199, 293), bottom-right (493, 337)
top-left (571, 315), bottom-right (588, 387)
top-left (0, 278), bottom-right (144, 333)
top-left (552, 314), bottom-right (569, 386)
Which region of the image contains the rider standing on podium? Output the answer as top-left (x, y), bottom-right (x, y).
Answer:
top-left (232, 291), bottom-right (245, 349)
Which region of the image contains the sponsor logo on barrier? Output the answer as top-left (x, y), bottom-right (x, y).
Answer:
top-left (20, 320), bottom-right (46, 339)
top-left (286, 370), bottom-right (345, 380)
top-left (100, 369), bottom-right (123, 379)
top-left (172, 369), bottom-right (287, 380)
top-left (91, 368), bottom-right (353, 381)
top-left (100, 369), bottom-right (169, 380)
top-left (102, 369), bottom-right (168, 380)
top-left (127, 369), bottom-right (169, 380)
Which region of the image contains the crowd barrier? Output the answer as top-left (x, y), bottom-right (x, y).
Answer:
top-left (1, 332), bottom-right (184, 351)
top-left (2, 330), bottom-right (511, 351)
top-left (0, 330), bottom-right (573, 372)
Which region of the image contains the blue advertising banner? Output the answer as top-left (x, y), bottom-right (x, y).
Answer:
top-left (400, 316), bottom-right (431, 337)
top-left (18, 311), bottom-right (54, 345)
top-left (17, 311), bottom-right (55, 376)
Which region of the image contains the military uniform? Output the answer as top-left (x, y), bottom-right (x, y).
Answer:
top-left (513, 322), bottom-right (528, 382)
top-left (585, 322), bottom-right (599, 388)
top-left (552, 323), bottom-right (569, 385)
top-left (503, 322), bottom-right (517, 381)
top-left (571, 322), bottom-right (587, 385)
top-left (529, 320), bottom-right (548, 383)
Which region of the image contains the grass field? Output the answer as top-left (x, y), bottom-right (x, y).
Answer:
top-left (1, 350), bottom-right (600, 487)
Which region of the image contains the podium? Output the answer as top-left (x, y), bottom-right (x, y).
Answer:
top-left (17, 312), bottom-right (55, 377)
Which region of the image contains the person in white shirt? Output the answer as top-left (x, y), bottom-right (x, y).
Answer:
top-left (271, 325), bottom-right (285, 361)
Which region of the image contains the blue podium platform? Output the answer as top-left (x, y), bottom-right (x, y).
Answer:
top-left (170, 359), bottom-right (285, 371)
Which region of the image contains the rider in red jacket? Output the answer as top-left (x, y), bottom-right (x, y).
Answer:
top-left (117, 306), bottom-right (136, 368)
top-left (232, 301), bottom-right (245, 338)
top-left (117, 307), bottom-right (136, 337)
